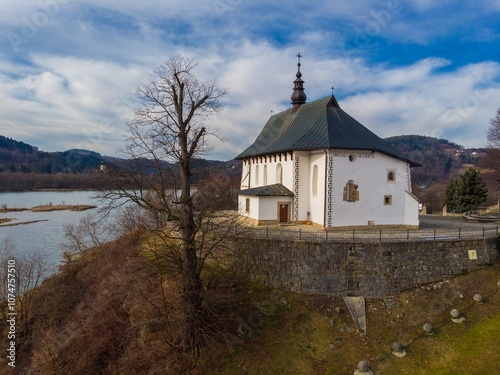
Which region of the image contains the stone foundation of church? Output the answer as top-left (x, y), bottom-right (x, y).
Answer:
top-left (242, 217), bottom-right (419, 230)
top-left (221, 237), bottom-right (499, 298)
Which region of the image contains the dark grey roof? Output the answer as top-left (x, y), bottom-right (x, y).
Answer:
top-left (238, 183), bottom-right (294, 197)
top-left (236, 95), bottom-right (420, 167)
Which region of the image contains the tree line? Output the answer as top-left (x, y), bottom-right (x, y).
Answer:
top-left (0, 172), bottom-right (105, 191)
top-left (441, 110), bottom-right (500, 213)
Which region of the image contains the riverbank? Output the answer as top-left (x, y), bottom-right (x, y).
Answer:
top-left (0, 207), bottom-right (28, 213)
top-left (31, 204), bottom-right (96, 212)
top-left (0, 219), bottom-right (49, 227)
top-left (1, 204), bottom-right (96, 213)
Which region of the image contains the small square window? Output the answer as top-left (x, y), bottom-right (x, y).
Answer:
top-left (384, 195), bottom-right (392, 205)
top-left (387, 171), bottom-right (395, 182)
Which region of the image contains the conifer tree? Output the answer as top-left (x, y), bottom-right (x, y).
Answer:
top-left (457, 167), bottom-right (488, 212)
top-left (444, 178), bottom-right (459, 212)
top-left (445, 168), bottom-right (488, 212)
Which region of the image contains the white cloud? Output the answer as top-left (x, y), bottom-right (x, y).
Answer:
top-left (0, 0), bottom-right (498, 159)
top-left (0, 54), bottom-right (150, 153)
top-left (340, 60), bottom-right (500, 148)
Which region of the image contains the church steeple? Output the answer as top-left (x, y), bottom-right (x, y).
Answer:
top-left (291, 53), bottom-right (306, 111)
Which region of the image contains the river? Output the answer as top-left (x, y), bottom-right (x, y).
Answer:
top-left (0, 191), bottom-right (117, 274)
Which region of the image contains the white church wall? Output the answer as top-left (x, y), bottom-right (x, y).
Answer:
top-left (242, 156), bottom-right (295, 191)
top-left (238, 194), bottom-right (293, 223)
top-left (329, 151), bottom-right (416, 227)
top-left (308, 152), bottom-right (326, 226)
top-left (294, 151), bottom-right (311, 222)
top-left (404, 191), bottom-right (420, 226)
top-left (240, 162), bottom-right (251, 189)
top-left (279, 159), bottom-right (294, 191)
top-left (259, 197), bottom-right (291, 221)
top-left (260, 157), bottom-right (294, 190)
top-left (238, 195), bottom-right (260, 221)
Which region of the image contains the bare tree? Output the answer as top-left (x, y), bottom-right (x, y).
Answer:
top-left (486, 109), bottom-right (500, 149)
top-left (0, 237), bottom-right (49, 338)
top-left (482, 109), bottom-right (500, 175)
top-left (63, 213), bottom-right (116, 255)
top-left (99, 56), bottom-right (230, 363)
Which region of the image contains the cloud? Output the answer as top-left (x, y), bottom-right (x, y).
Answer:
top-left (0, 54), bottom-right (150, 153)
top-left (194, 42), bottom-right (497, 159)
top-left (339, 60), bottom-right (500, 149)
top-left (0, 0), bottom-right (498, 160)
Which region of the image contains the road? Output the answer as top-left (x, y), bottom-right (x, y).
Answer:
top-left (419, 214), bottom-right (499, 230)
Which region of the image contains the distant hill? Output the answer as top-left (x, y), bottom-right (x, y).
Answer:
top-left (0, 135), bottom-right (106, 174)
top-left (0, 133), bottom-right (485, 190)
top-left (385, 135), bottom-right (484, 187)
top-left (0, 135), bottom-right (37, 153)
top-left (0, 135), bottom-right (244, 191)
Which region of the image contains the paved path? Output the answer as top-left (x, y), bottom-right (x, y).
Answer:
top-left (419, 214), bottom-right (498, 230)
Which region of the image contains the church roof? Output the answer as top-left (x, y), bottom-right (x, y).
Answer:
top-left (238, 183), bottom-right (294, 197)
top-left (236, 95), bottom-right (420, 167)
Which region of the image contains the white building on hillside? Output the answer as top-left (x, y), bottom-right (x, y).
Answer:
top-left (236, 55), bottom-right (420, 228)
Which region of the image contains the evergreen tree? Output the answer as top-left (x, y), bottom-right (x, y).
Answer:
top-left (445, 168), bottom-right (488, 212)
top-left (456, 167), bottom-right (488, 212)
top-left (444, 178), bottom-right (459, 212)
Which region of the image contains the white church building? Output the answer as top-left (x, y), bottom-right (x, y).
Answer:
top-left (236, 56), bottom-right (420, 228)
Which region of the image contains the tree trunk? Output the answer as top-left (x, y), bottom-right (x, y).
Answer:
top-left (179, 132), bottom-right (204, 359)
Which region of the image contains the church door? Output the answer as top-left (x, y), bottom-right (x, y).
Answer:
top-left (279, 203), bottom-right (289, 223)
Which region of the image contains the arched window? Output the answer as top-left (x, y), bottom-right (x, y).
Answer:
top-left (387, 171), bottom-right (395, 182)
top-left (255, 165), bottom-right (259, 185)
top-left (312, 165), bottom-right (318, 197)
top-left (276, 163), bottom-right (283, 184)
top-left (263, 165), bottom-right (268, 185)
top-left (343, 180), bottom-right (359, 202)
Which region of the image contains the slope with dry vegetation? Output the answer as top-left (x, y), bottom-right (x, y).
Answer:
top-left (1, 232), bottom-right (499, 374)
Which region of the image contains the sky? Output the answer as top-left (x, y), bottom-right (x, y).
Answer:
top-left (0, 0), bottom-right (499, 160)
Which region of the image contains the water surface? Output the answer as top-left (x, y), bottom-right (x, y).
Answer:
top-left (0, 191), bottom-right (108, 273)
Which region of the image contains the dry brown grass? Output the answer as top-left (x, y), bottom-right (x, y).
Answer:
top-left (1, 229), bottom-right (243, 374)
top-left (0, 207), bottom-right (28, 212)
top-left (30, 204), bottom-right (96, 212)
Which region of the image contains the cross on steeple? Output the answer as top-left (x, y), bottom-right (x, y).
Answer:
top-left (331, 86), bottom-right (335, 96)
top-left (291, 53), bottom-right (306, 109)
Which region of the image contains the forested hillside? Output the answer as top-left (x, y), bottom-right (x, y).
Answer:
top-left (0, 134), bottom-right (486, 193)
top-left (0, 135), bottom-right (241, 191)
top-left (385, 135), bottom-right (483, 187)
top-left (0, 135), bottom-right (105, 174)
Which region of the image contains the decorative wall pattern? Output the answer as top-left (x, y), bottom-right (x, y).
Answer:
top-left (292, 155), bottom-right (300, 221)
top-left (326, 153), bottom-right (334, 227)
top-left (405, 163), bottom-right (412, 192)
top-left (331, 150), bottom-right (374, 158)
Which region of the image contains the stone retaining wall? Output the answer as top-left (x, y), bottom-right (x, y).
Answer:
top-left (222, 237), bottom-right (499, 298)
